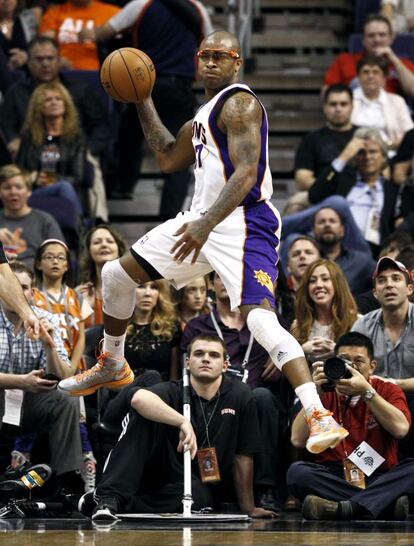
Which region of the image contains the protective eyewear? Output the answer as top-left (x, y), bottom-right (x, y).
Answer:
top-left (196, 48), bottom-right (240, 62)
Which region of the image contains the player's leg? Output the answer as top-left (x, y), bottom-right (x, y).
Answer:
top-left (241, 303), bottom-right (348, 454)
top-left (58, 252), bottom-right (157, 396)
top-left (59, 212), bottom-right (211, 396)
top-left (205, 203), bottom-right (347, 454)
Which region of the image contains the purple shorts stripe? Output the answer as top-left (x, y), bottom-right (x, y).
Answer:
top-left (240, 202), bottom-right (279, 307)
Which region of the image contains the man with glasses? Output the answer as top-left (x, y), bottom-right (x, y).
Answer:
top-left (60, 30), bottom-right (350, 457)
top-left (0, 164), bottom-right (64, 267)
top-left (0, 36), bottom-right (110, 161)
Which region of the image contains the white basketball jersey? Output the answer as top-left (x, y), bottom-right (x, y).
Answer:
top-left (190, 83), bottom-right (273, 213)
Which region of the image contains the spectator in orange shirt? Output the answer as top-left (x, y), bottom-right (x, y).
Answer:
top-left (39, 0), bottom-right (120, 70)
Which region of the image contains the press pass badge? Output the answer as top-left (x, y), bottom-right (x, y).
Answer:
top-left (197, 447), bottom-right (221, 483)
top-left (343, 458), bottom-right (366, 489)
top-left (365, 209), bottom-right (380, 246)
top-left (2, 389), bottom-right (24, 426)
top-left (348, 441), bottom-right (385, 477)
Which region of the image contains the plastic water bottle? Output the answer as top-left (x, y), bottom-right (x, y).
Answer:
top-left (40, 136), bottom-right (61, 184)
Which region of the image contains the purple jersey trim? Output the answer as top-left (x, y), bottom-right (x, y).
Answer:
top-left (240, 202), bottom-right (279, 307)
top-left (207, 86), bottom-right (268, 206)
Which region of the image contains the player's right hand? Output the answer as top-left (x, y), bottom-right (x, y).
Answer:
top-left (171, 217), bottom-right (212, 264)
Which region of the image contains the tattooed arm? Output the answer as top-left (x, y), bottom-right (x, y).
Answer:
top-left (170, 92), bottom-right (263, 263)
top-left (205, 92), bottom-right (262, 226)
top-left (135, 98), bottom-right (195, 173)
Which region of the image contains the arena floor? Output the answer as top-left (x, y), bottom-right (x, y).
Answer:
top-left (2, 513), bottom-right (414, 546)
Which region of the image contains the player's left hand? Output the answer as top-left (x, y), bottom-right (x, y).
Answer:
top-left (249, 506), bottom-right (279, 519)
top-left (171, 217), bottom-right (212, 264)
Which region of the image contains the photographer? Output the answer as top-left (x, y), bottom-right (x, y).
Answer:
top-left (287, 331), bottom-right (414, 521)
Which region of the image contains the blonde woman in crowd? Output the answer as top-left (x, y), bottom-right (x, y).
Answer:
top-left (16, 81), bottom-right (86, 215)
top-left (125, 280), bottom-right (181, 382)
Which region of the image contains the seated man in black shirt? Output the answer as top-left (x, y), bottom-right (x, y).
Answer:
top-left (181, 273), bottom-right (288, 512)
top-left (80, 334), bottom-right (277, 521)
top-left (285, 84), bottom-right (356, 215)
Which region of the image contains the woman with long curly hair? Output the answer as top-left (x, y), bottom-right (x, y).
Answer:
top-left (76, 225), bottom-right (127, 327)
top-left (125, 279), bottom-right (180, 381)
top-left (16, 81), bottom-right (86, 214)
top-left (291, 258), bottom-right (358, 363)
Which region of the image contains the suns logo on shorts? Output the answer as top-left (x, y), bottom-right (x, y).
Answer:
top-left (254, 269), bottom-right (274, 294)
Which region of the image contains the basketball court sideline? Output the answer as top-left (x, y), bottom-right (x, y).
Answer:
top-left (2, 513), bottom-right (414, 546)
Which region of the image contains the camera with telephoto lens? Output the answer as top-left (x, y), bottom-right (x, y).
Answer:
top-left (322, 357), bottom-right (352, 392)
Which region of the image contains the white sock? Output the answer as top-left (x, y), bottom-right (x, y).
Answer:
top-left (295, 382), bottom-right (324, 413)
top-left (103, 332), bottom-right (126, 364)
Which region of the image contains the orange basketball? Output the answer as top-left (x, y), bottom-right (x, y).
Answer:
top-left (100, 48), bottom-right (156, 103)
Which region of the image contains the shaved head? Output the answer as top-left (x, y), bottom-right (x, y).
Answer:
top-left (201, 31), bottom-right (241, 54)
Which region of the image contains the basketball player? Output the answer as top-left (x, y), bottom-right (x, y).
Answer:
top-left (59, 31), bottom-right (348, 454)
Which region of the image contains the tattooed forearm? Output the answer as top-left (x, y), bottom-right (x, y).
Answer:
top-left (204, 166), bottom-right (257, 229)
top-left (135, 101), bottom-right (194, 172)
top-left (136, 101), bottom-right (175, 154)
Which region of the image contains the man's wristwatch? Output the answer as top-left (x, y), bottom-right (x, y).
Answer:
top-left (362, 388), bottom-right (376, 401)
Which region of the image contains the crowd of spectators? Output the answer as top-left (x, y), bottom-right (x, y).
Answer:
top-left (1, 2), bottom-right (414, 524)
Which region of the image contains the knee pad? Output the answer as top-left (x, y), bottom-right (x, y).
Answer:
top-left (102, 259), bottom-right (137, 320)
top-left (246, 308), bottom-right (304, 370)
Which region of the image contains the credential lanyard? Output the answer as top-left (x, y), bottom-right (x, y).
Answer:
top-left (209, 310), bottom-right (253, 383)
top-left (337, 394), bottom-right (370, 458)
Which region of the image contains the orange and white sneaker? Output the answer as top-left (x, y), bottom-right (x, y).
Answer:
top-left (305, 407), bottom-right (349, 454)
top-left (58, 352), bottom-right (134, 396)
